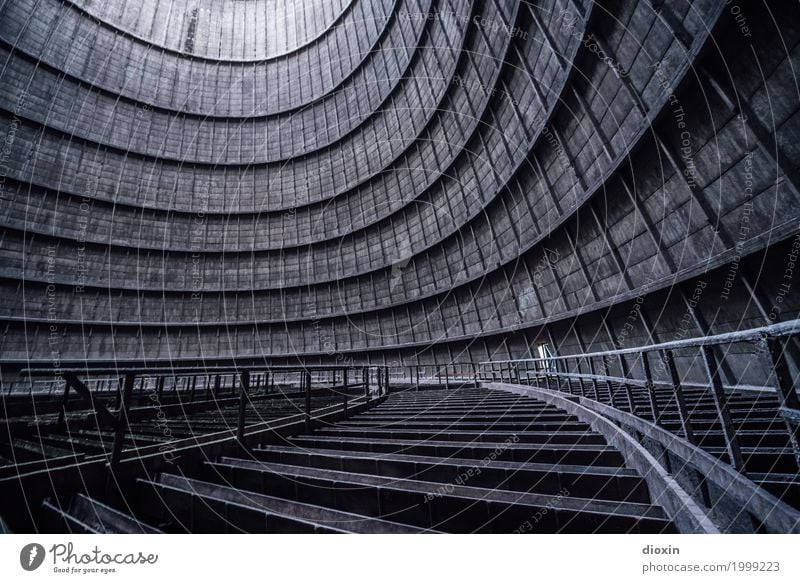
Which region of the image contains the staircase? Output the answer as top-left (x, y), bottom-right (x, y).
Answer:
top-left (43, 386), bottom-right (676, 533)
top-left (544, 378), bottom-right (800, 507)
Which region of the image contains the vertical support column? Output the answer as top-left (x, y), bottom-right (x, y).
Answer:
top-left (384, 366), bottom-right (390, 395)
top-left (363, 368), bottom-right (369, 398)
top-left (701, 346), bottom-right (745, 471)
top-left (237, 370), bottom-right (250, 447)
top-left (190, 375), bottom-right (197, 403)
top-left (111, 373), bottom-right (135, 468)
top-left (214, 374), bottom-right (221, 397)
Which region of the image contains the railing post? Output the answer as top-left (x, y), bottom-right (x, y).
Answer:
top-left (190, 375), bottom-right (197, 402)
top-left (385, 366), bottom-right (390, 394)
top-left (564, 358), bottom-right (575, 395)
top-left (663, 350), bottom-right (696, 444)
top-left (574, 358), bottom-right (585, 396)
top-left (56, 378), bottom-right (71, 428)
top-left (642, 352), bottom-right (661, 424)
top-left (304, 371), bottom-right (312, 432)
top-left (700, 345), bottom-right (745, 471)
top-left (114, 376), bottom-right (122, 410)
top-left (763, 334), bottom-right (800, 468)
top-left (111, 373), bottom-right (135, 468)
top-left (342, 368), bottom-right (349, 419)
top-left (543, 359), bottom-right (553, 391)
top-left (602, 356), bottom-right (616, 408)
top-left (587, 356), bottom-right (599, 400)
top-left (237, 370), bottom-right (250, 447)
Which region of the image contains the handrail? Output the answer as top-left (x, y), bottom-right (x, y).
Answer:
top-left (480, 319), bottom-right (800, 364)
top-left (476, 319), bottom-right (800, 499)
top-left (487, 381), bottom-right (800, 533)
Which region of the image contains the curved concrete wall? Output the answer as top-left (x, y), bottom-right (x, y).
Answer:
top-left (0, 0), bottom-right (798, 379)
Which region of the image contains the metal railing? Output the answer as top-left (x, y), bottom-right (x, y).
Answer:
top-left (477, 319), bottom-right (800, 470)
top-left (18, 364), bottom-right (392, 467)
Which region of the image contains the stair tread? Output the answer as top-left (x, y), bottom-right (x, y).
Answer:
top-left (144, 474), bottom-right (435, 534)
top-left (254, 444), bottom-right (640, 477)
top-left (210, 458), bottom-right (669, 522)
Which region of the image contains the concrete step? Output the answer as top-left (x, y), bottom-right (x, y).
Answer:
top-left (335, 420), bottom-right (590, 432)
top-left (205, 458), bottom-right (674, 533)
top-left (288, 435), bottom-right (626, 467)
top-left (42, 494), bottom-right (160, 534)
top-left (137, 474), bottom-right (432, 533)
top-left (313, 427), bottom-right (607, 445)
top-left (355, 413), bottom-right (577, 423)
top-left (251, 444), bottom-right (650, 503)
top-left (372, 405), bottom-right (559, 414)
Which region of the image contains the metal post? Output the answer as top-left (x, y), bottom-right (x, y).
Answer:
top-left (700, 345), bottom-right (745, 471)
top-left (190, 375), bottom-right (197, 402)
top-left (237, 370), bottom-right (250, 446)
top-left (564, 359), bottom-right (575, 395)
top-left (603, 356), bottom-right (616, 407)
top-left (305, 371), bottom-right (312, 432)
top-left (665, 349), bottom-right (709, 505)
top-left (764, 335), bottom-right (800, 467)
top-left (342, 368), bottom-right (349, 419)
top-left (587, 356), bottom-right (600, 400)
top-left (56, 378), bottom-right (70, 428)
top-left (111, 373), bottom-right (135, 467)
top-left (114, 376), bottom-right (122, 410)
top-left (641, 352), bottom-right (661, 424)
top-left (664, 350), bottom-right (695, 443)
top-left (575, 358), bottom-right (585, 396)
